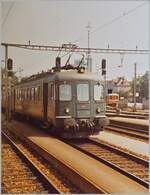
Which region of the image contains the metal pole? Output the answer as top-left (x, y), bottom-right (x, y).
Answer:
top-left (8, 76), bottom-right (12, 121)
top-left (133, 62), bottom-right (137, 111)
top-left (5, 45), bottom-right (8, 120)
top-left (104, 74), bottom-right (107, 101)
top-left (86, 22), bottom-right (91, 72)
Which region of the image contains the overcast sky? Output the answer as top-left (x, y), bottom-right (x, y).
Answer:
top-left (1, 0), bottom-right (149, 80)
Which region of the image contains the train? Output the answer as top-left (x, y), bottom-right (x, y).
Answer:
top-left (106, 93), bottom-right (119, 108)
top-left (2, 57), bottom-right (109, 138)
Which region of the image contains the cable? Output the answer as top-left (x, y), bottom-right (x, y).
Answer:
top-left (73, 2), bottom-right (147, 44)
top-left (2, 2), bottom-right (15, 27)
top-left (91, 2), bottom-right (146, 35)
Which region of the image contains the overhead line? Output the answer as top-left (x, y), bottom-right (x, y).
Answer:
top-left (92, 2), bottom-right (147, 35)
top-left (2, 2), bottom-right (15, 27)
top-left (73, 2), bottom-right (147, 44)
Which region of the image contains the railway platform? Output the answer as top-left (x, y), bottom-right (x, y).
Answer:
top-left (108, 116), bottom-right (149, 131)
top-left (92, 131), bottom-right (149, 158)
top-left (109, 116), bottom-right (149, 126)
top-left (4, 120), bottom-right (148, 194)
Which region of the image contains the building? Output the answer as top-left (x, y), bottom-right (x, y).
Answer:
top-left (107, 77), bottom-right (131, 94)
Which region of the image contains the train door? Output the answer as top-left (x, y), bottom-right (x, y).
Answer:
top-left (43, 83), bottom-right (48, 121)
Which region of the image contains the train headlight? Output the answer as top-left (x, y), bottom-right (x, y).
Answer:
top-left (64, 107), bottom-right (70, 113)
top-left (78, 67), bottom-right (85, 73)
top-left (96, 107), bottom-right (101, 113)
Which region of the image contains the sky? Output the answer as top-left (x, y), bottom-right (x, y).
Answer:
top-left (1, 0), bottom-right (149, 80)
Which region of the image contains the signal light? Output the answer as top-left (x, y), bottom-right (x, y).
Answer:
top-left (102, 59), bottom-right (106, 69)
top-left (102, 70), bottom-right (106, 75)
top-left (7, 58), bottom-right (13, 70)
top-left (101, 59), bottom-right (106, 75)
top-left (8, 71), bottom-right (13, 77)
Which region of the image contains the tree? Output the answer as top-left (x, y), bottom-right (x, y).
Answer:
top-left (139, 71), bottom-right (149, 100)
top-left (1, 67), bottom-right (18, 85)
top-left (130, 71), bottom-right (149, 101)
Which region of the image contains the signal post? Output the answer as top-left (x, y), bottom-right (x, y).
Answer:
top-left (4, 44), bottom-right (13, 121)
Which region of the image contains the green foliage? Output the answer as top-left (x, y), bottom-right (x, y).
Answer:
top-left (130, 71), bottom-right (149, 100)
top-left (139, 71), bottom-right (149, 99)
top-left (1, 67), bottom-right (18, 84)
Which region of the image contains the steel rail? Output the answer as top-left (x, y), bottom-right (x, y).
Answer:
top-left (107, 123), bottom-right (148, 134)
top-left (2, 131), bottom-right (61, 194)
top-left (105, 125), bottom-right (149, 142)
top-left (66, 138), bottom-right (149, 189)
top-left (4, 126), bottom-right (107, 194)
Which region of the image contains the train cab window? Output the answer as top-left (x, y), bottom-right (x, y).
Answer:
top-left (59, 84), bottom-right (71, 101)
top-left (94, 84), bottom-right (104, 101)
top-left (77, 83), bottom-right (89, 101)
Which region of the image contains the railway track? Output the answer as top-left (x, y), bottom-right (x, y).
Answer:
top-left (2, 130), bottom-right (81, 194)
top-left (66, 138), bottom-right (149, 189)
top-left (2, 120), bottom-right (148, 193)
top-left (2, 132), bottom-right (51, 194)
top-left (106, 110), bottom-right (149, 119)
top-left (104, 124), bottom-right (149, 142)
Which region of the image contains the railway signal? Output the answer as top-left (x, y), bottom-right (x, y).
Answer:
top-left (101, 59), bottom-right (106, 75)
top-left (7, 58), bottom-right (13, 77)
top-left (7, 58), bottom-right (13, 70)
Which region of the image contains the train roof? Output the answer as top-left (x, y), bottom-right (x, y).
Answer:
top-left (16, 69), bottom-right (101, 87)
top-left (53, 70), bottom-right (100, 81)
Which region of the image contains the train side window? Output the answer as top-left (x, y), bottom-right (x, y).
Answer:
top-left (25, 88), bottom-right (28, 100)
top-left (33, 87), bottom-right (35, 101)
top-left (28, 88), bottom-right (30, 100)
top-left (15, 90), bottom-right (17, 100)
top-left (22, 89), bottom-right (24, 100)
top-left (29, 88), bottom-right (31, 100)
top-left (17, 89), bottom-right (19, 100)
top-left (15, 89), bottom-right (18, 100)
top-left (18, 89), bottom-right (19, 100)
top-left (19, 90), bottom-right (21, 101)
top-left (21, 89), bottom-right (23, 100)
top-left (94, 84), bottom-right (104, 101)
top-left (49, 84), bottom-right (54, 99)
top-left (27, 88), bottom-right (29, 100)
top-left (30, 88), bottom-right (32, 100)
top-left (24, 89), bottom-right (27, 100)
top-left (31, 88), bottom-right (34, 100)
top-left (35, 87), bottom-right (38, 100)
top-left (33, 88), bottom-right (35, 100)
top-left (38, 86), bottom-right (41, 100)
top-left (18, 90), bottom-right (19, 100)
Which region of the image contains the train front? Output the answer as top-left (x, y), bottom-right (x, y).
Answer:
top-left (55, 68), bottom-right (109, 138)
